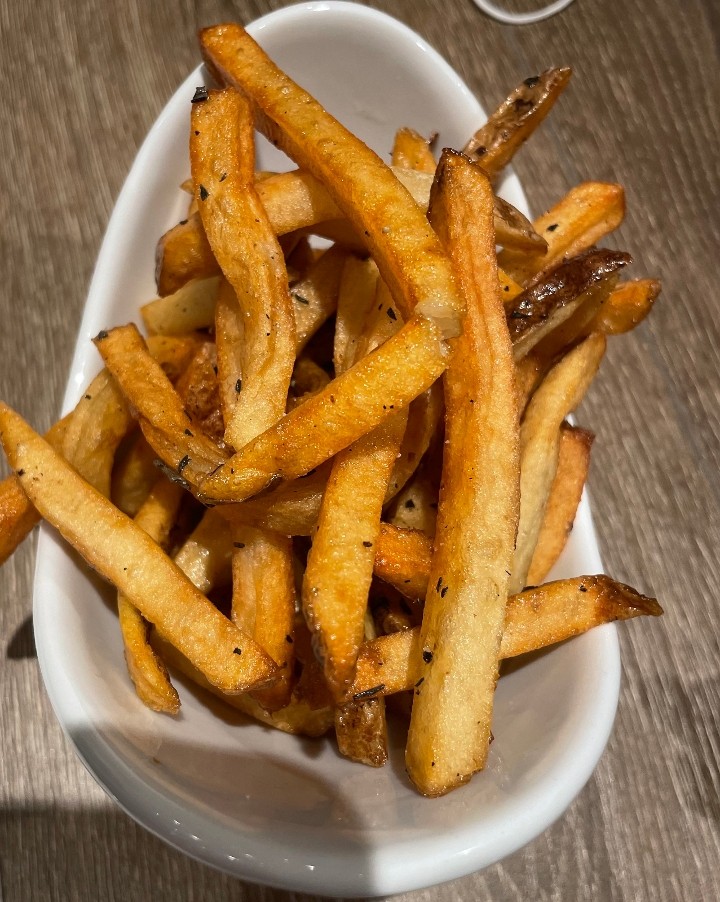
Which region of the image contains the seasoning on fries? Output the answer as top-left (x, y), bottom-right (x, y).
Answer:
top-left (0, 24), bottom-right (662, 795)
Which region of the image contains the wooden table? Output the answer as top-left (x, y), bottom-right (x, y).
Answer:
top-left (1, 0), bottom-right (718, 898)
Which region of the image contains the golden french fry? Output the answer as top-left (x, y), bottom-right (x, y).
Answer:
top-left (385, 381), bottom-right (443, 502)
top-left (292, 245), bottom-right (348, 353)
top-left (333, 256), bottom-right (380, 373)
top-left (198, 315), bottom-right (449, 503)
top-left (191, 88), bottom-right (295, 450)
top-left (386, 436), bottom-right (441, 538)
top-left (0, 404), bottom-right (277, 694)
top-left (406, 151), bottom-right (520, 796)
top-left (142, 276), bottom-right (220, 336)
top-left (498, 181), bottom-right (625, 287)
top-left (527, 423), bottom-right (594, 585)
top-left (588, 278), bottom-right (661, 335)
top-left (351, 576), bottom-right (662, 697)
top-left (464, 67), bottom-right (572, 180)
top-left (373, 523), bottom-right (432, 603)
top-left (155, 635), bottom-right (333, 738)
top-left (94, 324), bottom-right (226, 486)
top-left (510, 333), bottom-right (606, 594)
top-left (230, 524), bottom-right (296, 711)
top-left (111, 431), bottom-right (159, 517)
top-left (118, 477), bottom-right (185, 715)
top-left (304, 284), bottom-right (407, 701)
top-left (199, 24), bottom-right (465, 337)
top-left (391, 126), bottom-right (436, 173)
top-left (173, 508), bottom-right (233, 595)
top-left (174, 340), bottom-right (225, 444)
top-left (290, 356), bottom-right (330, 405)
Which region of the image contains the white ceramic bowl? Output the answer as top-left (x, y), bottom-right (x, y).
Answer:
top-left (33, 3), bottom-right (619, 897)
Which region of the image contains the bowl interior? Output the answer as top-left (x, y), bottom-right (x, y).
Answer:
top-left (34, 3), bottom-right (618, 897)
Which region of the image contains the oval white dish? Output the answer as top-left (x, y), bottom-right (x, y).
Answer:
top-left (33, 3), bottom-right (618, 897)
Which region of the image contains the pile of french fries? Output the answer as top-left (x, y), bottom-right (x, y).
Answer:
top-left (0, 25), bottom-right (663, 797)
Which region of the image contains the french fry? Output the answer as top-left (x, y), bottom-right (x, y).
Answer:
top-left (155, 635), bottom-right (333, 737)
top-left (111, 431), bottom-right (159, 517)
top-left (303, 284), bottom-right (408, 701)
top-left (351, 577), bottom-right (662, 698)
top-left (406, 151), bottom-right (520, 796)
top-left (198, 315), bottom-right (449, 503)
top-left (118, 477), bottom-right (185, 715)
top-left (506, 248), bottom-right (632, 361)
top-left (0, 404), bottom-right (277, 694)
top-left (94, 324), bottom-right (226, 486)
top-left (464, 67), bottom-right (572, 180)
top-left (333, 256), bottom-right (380, 373)
top-left (386, 436), bottom-right (441, 538)
top-left (373, 523), bottom-right (432, 603)
top-left (510, 333), bottom-right (606, 594)
top-left (292, 245), bottom-right (348, 352)
top-left (385, 381), bottom-right (443, 502)
top-left (141, 276), bottom-right (220, 336)
top-left (527, 424), bottom-right (594, 585)
top-left (230, 524), bottom-right (296, 711)
top-left (498, 181), bottom-right (625, 287)
top-left (191, 88), bottom-right (295, 450)
top-left (200, 24), bottom-right (465, 337)
top-left (173, 508), bottom-right (233, 595)
top-left (174, 340), bottom-right (225, 444)
top-left (391, 127), bottom-right (436, 173)
top-left (587, 278), bottom-right (661, 335)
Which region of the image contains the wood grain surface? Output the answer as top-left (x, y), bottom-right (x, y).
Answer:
top-left (1, 0), bottom-right (718, 899)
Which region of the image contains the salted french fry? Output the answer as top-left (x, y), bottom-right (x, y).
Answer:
top-left (587, 278), bottom-right (661, 335)
top-left (292, 245), bottom-right (348, 352)
top-left (174, 508), bottom-right (233, 595)
top-left (510, 333), bottom-right (606, 594)
top-left (392, 127), bottom-right (436, 173)
top-left (351, 577), bottom-right (662, 698)
top-left (191, 88), bottom-right (295, 450)
top-left (303, 282), bottom-right (408, 701)
top-left (155, 635), bottom-right (333, 737)
top-left (118, 477), bottom-right (185, 715)
top-left (230, 524), bottom-right (296, 711)
top-left (198, 315), bottom-right (449, 503)
top-left (200, 24), bottom-right (464, 337)
top-left (506, 248), bottom-right (631, 361)
top-left (141, 276), bottom-right (220, 336)
top-left (111, 432), bottom-right (159, 517)
top-left (0, 404), bottom-right (277, 694)
top-left (334, 609), bottom-right (388, 766)
top-left (406, 151), bottom-right (520, 796)
top-left (464, 67), bottom-right (572, 180)
top-left (498, 182), bottom-right (625, 287)
top-left (94, 324), bottom-right (226, 486)
top-left (373, 523), bottom-right (432, 603)
top-left (527, 424), bottom-right (594, 585)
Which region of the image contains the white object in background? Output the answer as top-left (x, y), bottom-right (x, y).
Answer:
top-left (473, 0), bottom-right (576, 25)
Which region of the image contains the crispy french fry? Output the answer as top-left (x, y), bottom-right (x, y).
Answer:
top-left (111, 432), bottom-right (159, 517)
top-left (94, 324), bottom-right (226, 486)
top-left (386, 436), bottom-right (441, 538)
top-left (0, 404), bottom-right (277, 694)
top-left (118, 477), bottom-right (185, 715)
top-left (304, 284), bottom-right (407, 701)
top-left (230, 524), bottom-right (296, 711)
top-left (173, 508), bottom-right (233, 595)
top-left (464, 67), bottom-right (572, 180)
top-left (588, 278), bottom-right (661, 335)
top-left (506, 248), bottom-right (632, 361)
top-left (373, 523), bottom-right (432, 603)
top-left (200, 24), bottom-right (465, 337)
top-left (407, 151), bottom-right (520, 796)
top-left (141, 276), bottom-right (220, 336)
top-left (510, 333), bottom-right (606, 594)
top-left (392, 127), bottom-right (436, 173)
top-left (198, 315), bottom-right (449, 503)
top-left (155, 635), bottom-right (333, 737)
top-left (527, 424), bottom-right (594, 585)
top-left (292, 245), bottom-right (348, 353)
top-left (174, 340), bottom-right (224, 444)
top-left (498, 181), bottom-right (625, 287)
top-left (351, 577), bottom-right (662, 698)
top-left (191, 88), bottom-right (295, 450)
